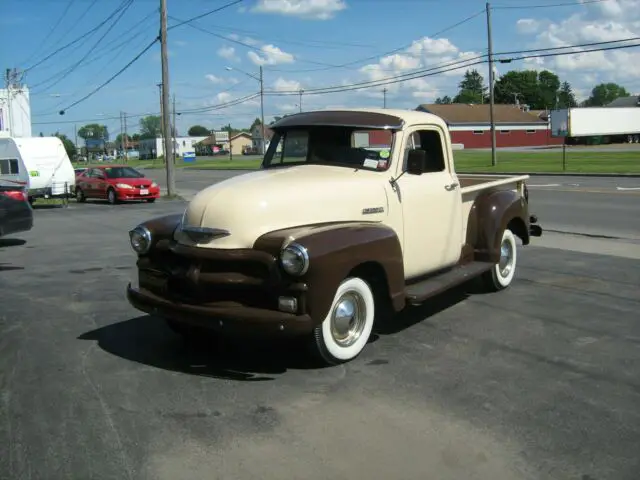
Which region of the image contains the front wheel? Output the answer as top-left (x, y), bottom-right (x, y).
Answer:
top-left (107, 188), bottom-right (117, 205)
top-left (311, 277), bottom-right (375, 365)
top-left (481, 228), bottom-right (518, 291)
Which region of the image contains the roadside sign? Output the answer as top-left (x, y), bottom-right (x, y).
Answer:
top-left (183, 151), bottom-right (196, 163)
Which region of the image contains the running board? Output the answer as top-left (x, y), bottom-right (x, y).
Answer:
top-left (405, 261), bottom-right (494, 306)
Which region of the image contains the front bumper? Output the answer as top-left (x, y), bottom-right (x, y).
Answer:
top-left (116, 188), bottom-right (160, 200)
top-left (126, 283), bottom-right (315, 337)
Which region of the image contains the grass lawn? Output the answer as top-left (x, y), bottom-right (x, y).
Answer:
top-left (72, 150), bottom-right (640, 174)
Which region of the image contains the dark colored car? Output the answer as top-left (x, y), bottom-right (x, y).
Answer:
top-left (75, 165), bottom-right (160, 205)
top-left (0, 182), bottom-right (33, 238)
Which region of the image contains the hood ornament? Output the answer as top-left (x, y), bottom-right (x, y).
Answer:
top-left (181, 225), bottom-right (230, 243)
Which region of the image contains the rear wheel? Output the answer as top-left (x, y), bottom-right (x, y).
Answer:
top-left (481, 228), bottom-right (518, 291)
top-left (76, 188), bottom-right (86, 203)
top-left (310, 277), bottom-right (375, 365)
top-left (107, 188), bottom-right (117, 205)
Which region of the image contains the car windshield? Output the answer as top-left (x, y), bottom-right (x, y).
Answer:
top-left (103, 166), bottom-right (144, 179)
top-left (263, 126), bottom-right (394, 172)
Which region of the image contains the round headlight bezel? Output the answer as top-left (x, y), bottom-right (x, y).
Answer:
top-left (280, 242), bottom-right (309, 276)
top-left (129, 225), bottom-right (152, 254)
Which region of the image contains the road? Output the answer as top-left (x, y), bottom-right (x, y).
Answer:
top-left (145, 169), bottom-right (640, 242)
top-left (1, 199), bottom-right (639, 480)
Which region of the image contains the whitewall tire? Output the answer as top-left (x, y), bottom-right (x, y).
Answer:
top-left (483, 228), bottom-right (518, 291)
top-left (312, 277), bottom-right (375, 365)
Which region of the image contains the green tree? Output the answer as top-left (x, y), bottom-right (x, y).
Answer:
top-left (583, 82), bottom-right (630, 106)
top-left (435, 95), bottom-right (452, 104)
top-left (139, 115), bottom-right (162, 139)
top-left (453, 69), bottom-right (487, 104)
top-left (557, 81), bottom-right (577, 108)
top-left (249, 117), bottom-right (262, 131)
top-left (54, 132), bottom-right (77, 159)
top-left (77, 123), bottom-right (109, 141)
top-left (494, 69), bottom-right (564, 109)
top-left (188, 125), bottom-right (210, 136)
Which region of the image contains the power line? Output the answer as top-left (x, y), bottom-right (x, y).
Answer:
top-left (495, 36), bottom-right (640, 56)
top-left (493, 0), bottom-right (609, 9)
top-left (21, 0), bottom-right (78, 66)
top-left (58, 38), bottom-right (159, 115)
top-left (24, 0), bottom-right (134, 73)
top-left (31, 0), bottom-right (135, 93)
top-left (264, 37), bottom-right (640, 96)
top-left (167, 0), bottom-right (245, 31)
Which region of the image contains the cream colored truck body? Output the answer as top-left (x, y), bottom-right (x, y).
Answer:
top-left (177, 108), bottom-right (529, 280)
top-left (127, 108), bottom-right (540, 365)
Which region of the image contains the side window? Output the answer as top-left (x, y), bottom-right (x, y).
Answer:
top-left (0, 159), bottom-right (19, 175)
top-left (403, 130), bottom-right (446, 173)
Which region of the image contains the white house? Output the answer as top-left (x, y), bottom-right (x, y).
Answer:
top-left (0, 85), bottom-right (32, 138)
top-left (138, 136), bottom-right (208, 159)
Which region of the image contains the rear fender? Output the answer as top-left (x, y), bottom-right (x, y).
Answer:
top-left (466, 189), bottom-right (529, 263)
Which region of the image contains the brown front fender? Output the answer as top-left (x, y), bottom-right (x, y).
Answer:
top-left (254, 222), bottom-right (406, 323)
top-left (467, 189), bottom-right (530, 263)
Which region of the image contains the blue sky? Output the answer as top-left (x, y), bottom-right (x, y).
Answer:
top-left (2, 0), bottom-right (639, 140)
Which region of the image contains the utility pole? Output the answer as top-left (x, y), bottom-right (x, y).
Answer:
top-left (383, 88), bottom-right (387, 108)
top-left (299, 89), bottom-right (303, 113)
top-left (123, 112), bottom-right (129, 162)
top-left (486, 2), bottom-right (497, 166)
top-left (172, 93), bottom-right (177, 164)
top-left (228, 123), bottom-right (233, 162)
top-left (259, 65), bottom-right (266, 155)
top-left (5, 68), bottom-right (15, 137)
top-left (119, 111), bottom-right (125, 159)
top-left (159, 0), bottom-right (175, 195)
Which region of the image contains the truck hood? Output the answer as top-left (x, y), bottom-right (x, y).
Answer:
top-left (176, 164), bottom-right (389, 249)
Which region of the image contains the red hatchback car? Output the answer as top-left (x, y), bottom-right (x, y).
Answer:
top-left (75, 166), bottom-right (160, 204)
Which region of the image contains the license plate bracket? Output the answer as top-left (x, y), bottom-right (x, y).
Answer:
top-left (140, 189), bottom-right (149, 195)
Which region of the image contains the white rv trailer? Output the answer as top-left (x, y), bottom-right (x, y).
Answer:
top-left (0, 136), bottom-right (76, 203)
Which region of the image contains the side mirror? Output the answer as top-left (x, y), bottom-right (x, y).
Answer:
top-left (406, 149), bottom-right (426, 175)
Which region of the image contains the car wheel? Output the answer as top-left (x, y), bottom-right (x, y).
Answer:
top-left (146, 198), bottom-right (156, 203)
top-left (310, 277), bottom-right (375, 365)
top-left (481, 228), bottom-right (518, 292)
top-left (76, 188), bottom-right (86, 203)
top-left (107, 188), bottom-right (117, 205)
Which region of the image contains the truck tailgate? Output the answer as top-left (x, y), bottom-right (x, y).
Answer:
top-left (458, 174), bottom-right (530, 195)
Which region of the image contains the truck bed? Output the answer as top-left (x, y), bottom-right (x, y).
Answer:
top-left (458, 174), bottom-right (530, 194)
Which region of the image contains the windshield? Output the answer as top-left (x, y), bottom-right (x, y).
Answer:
top-left (263, 126), bottom-right (394, 171)
top-left (103, 166), bottom-right (144, 179)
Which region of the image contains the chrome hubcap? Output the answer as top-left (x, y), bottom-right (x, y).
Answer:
top-left (498, 238), bottom-right (513, 277)
top-left (330, 292), bottom-right (366, 347)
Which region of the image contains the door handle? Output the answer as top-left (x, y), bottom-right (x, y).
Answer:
top-left (444, 183), bottom-right (459, 191)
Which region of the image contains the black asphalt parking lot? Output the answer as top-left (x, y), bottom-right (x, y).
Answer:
top-left (1, 200), bottom-right (639, 480)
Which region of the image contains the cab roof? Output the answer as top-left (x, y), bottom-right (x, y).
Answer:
top-left (270, 108), bottom-right (447, 131)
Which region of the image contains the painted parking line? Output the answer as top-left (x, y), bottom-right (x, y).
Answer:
top-left (616, 186), bottom-right (640, 191)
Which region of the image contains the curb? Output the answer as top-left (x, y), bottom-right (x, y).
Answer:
top-left (458, 171), bottom-right (640, 178)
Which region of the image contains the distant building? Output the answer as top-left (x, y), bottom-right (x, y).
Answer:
top-left (138, 136), bottom-right (208, 159)
top-left (0, 85), bottom-right (32, 138)
top-left (415, 103), bottom-right (562, 148)
top-left (251, 123), bottom-right (273, 152)
top-left (229, 132), bottom-right (252, 156)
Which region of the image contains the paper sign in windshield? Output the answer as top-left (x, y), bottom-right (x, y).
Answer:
top-left (363, 159), bottom-right (378, 169)
top-left (379, 149), bottom-right (390, 159)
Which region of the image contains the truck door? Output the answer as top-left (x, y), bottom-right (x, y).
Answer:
top-left (397, 128), bottom-right (463, 279)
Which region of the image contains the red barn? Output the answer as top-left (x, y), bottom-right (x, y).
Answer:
top-left (416, 103), bottom-right (563, 148)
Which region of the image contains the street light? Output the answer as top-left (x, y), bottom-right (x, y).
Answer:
top-left (225, 65), bottom-right (265, 155)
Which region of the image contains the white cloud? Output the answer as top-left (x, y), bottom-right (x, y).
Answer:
top-left (217, 46), bottom-right (238, 61)
top-left (251, 0), bottom-right (347, 20)
top-left (272, 77), bottom-right (302, 92)
top-left (217, 92), bottom-right (233, 103)
top-left (247, 44), bottom-right (295, 65)
top-left (515, 0), bottom-right (640, 88)
top-left (205, 74), bottom-right (224, 84)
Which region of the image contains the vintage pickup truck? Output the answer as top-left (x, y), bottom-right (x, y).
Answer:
top-left (126, 108), bottom-right (542, 365)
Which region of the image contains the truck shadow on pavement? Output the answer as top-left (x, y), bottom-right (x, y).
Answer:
top-left (78, 283), bottom-right (477, 382)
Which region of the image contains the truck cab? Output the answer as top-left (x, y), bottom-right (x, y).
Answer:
top-left (126, 108), bottom-right (542, 365)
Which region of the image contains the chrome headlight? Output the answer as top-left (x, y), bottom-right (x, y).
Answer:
top-left (129, 225), bottom-right (152, 254)
top-left (280, 242), bottom-right (309, 276)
